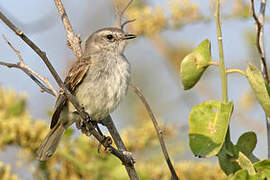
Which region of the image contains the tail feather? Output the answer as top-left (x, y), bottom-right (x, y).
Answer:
top-left (37, 123), bottom-right (65, 161)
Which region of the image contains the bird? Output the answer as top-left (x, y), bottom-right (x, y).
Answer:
top-left (37, 27), bottom-right (136, 161)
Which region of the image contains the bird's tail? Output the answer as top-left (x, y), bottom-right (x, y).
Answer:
top-left (37, 123), bottom-right (65, 161)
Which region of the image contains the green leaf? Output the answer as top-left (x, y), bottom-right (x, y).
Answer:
top-left (189, 101), bottom-right (233, 157)
top-left (236, 152), bottom-right (256, 176)
top-left (218, 133), bottom-right (259, 176)
top-left (180, 39), bottom-right (212, 90)
top-left (218, 141), bottom-right (241, 176)
top-left (230, 160), bottom-right (270, 180)
top-left (246, 63), bottom-right (270, 117)
top-left (236, 132), bottom-right (257, 155)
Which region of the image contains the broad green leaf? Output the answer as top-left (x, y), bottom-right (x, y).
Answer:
top-left (230, 160), bottom-right (270, 180)
top-left (218, 134), bottom-right (259, 176)
top-left (246, 63), bottom-right (270, 117)
top-left (189, 101), bottom-right (233, 157)
top-left (236, 132), bottom-right (257, 155)
top-left (180, 39), bottom-right (212, 90)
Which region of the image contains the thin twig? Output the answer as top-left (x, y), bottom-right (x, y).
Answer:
top-left (53, 0), bottom-right (82, 58)
top-left (130, 83), bottom-right (179, 180)
top-left (0, 10), bottom-right (136, 170)
top-left (115, 0), bottom-right (134, 29)
top-left (250, 0), bottom-right (269, 83)
top-left (1, 35), bottom-right (57, 96)
top-left (250, 0), bottom-right (270, 159)
top-left (0, 61), bottom-right (55, 96)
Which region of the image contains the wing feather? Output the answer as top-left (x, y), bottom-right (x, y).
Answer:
top-left (50, 59), bottom-right (90, 129)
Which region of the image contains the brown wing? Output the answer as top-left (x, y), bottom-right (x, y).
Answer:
top-left (50, 59), bottom-right (90, 129)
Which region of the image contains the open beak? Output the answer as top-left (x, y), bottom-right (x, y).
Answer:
top-left (122, 34), bottom-right (136, 40)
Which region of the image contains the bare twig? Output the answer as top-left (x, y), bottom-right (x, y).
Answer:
top-left (0, 61), bottom-right (55, 96)
top-left (250, 0), bottom-right (270, 159)
top-left (250, 0), bottom-right (269, 83)
top-left (130, 83), bottom-right (179, 180)
top-left (0, 9), bottom-right (137, 173)
top-left (0, 35), bottom-right (57, 96)
top-left (115, 0), bottom-right (134, 29)
top-left (53, 0), bottom-right (82, 58)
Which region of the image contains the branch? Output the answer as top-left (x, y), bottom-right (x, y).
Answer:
top-left (0, 9), bottom-right (137, 174)
top-left (250, 0), bottom-right (270, 159)
top-left (53, 0), bottom-right (82, 58)
top-left (129, 83), bottom-right (179, 180)
top-left (101, 116), bottom-right (138, 180)
top-left (0, 35), bottom-right (57, 96)
top-left (250, 0), bottom-right (269, 83)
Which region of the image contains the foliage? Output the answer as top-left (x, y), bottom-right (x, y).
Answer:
top-left (0, 162), bottom-right (19, 180)
top-left (179, 0), bottom-right (270, 177)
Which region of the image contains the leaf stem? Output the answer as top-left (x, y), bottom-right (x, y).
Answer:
top-left (216, 0), bottom-right (228, 103)
top-left (209, 61), bottom-right (219, 66)
top-left (226, 69), bottom-right (246, 77)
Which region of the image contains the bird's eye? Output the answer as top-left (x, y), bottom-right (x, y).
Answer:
top-left (106, 34), bottom-right (114, 40)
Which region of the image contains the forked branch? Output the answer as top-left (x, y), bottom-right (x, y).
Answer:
top-left (0, 35), bottom-right (57, 96)
top-left (115, 0), bottom-right (135, 29)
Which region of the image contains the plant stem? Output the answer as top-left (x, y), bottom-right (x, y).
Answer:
top-left (216, 0), bottom-right (228, 103)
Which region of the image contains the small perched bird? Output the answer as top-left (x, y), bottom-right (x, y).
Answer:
top-left (37, 27), bottom-right (136, 161)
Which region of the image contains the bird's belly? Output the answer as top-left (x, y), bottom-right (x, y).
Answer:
top-left (70, 62), bottom-right (130, 121)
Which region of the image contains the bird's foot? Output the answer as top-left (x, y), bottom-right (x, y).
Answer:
top-left (76, 117), bottom-right (97, 136)
top-left (98, 136), bottom-right (113, 153)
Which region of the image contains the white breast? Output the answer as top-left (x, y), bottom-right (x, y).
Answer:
top-left (71, 54), bottom-right (130, 121)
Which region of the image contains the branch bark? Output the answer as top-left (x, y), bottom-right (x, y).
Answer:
top-left (250, 0), bottom-right (270, 159)
top-left (53, 0), bottom-right (82, 58)
top-left (102, 116), bottom-right (138, 180)
top-left (130, 83), bottom-right (179, 180)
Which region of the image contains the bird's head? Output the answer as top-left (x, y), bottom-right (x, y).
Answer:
top-left (83, 27), bottom-right (136, 56)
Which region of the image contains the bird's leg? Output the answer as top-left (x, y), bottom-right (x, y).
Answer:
top-left (98, 134), bottom-right (113, 153)
top-left (97, 120), bottom-right (112, 153)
